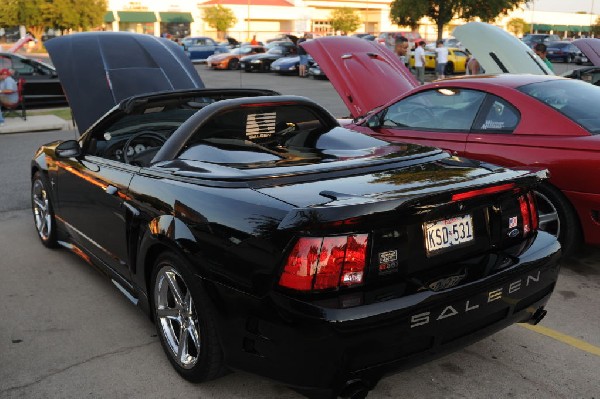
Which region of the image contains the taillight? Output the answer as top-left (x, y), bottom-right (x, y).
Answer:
top-left (519, 191), bottom-right (539, 236)
top-left (527, 191), bottom-right (539, 230)
top-left (519, 195), bottom-right (531, 235)
top-left (278, 234), bottom-right (368, 292)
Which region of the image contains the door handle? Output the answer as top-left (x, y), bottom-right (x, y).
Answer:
top-left (105, 185), bottom-right (118, 195)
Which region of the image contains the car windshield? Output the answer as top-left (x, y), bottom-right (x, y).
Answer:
top-left (518, 79), bottom-right (600, 134)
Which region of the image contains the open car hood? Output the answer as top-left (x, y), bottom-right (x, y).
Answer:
top-left (45, 32), bottom-right (204, 133)
top-left (302, 37), bottom-right (418, 118)
top-left (573, 38), bottom-right (600, 66)
top-left (453, 22), bottom-right (553, 75)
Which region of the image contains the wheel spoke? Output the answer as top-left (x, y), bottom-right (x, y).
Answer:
top-left (33, 197), bottom-right (46, 212)
top-left (165, 272), bottom-right (185, 308)
top-left (157, 307), bottom-right (180, 320)
top-left (538, 211), bottom-right (558, 228)
top-left (187, 320), bottom-right (200, 353)
top-left (177, 325), bottom-right (190, 364)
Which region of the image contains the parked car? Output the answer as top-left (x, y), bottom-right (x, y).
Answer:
top-left (181, 36), bottom-right (228, 62)
top-left (206, 45), bottom-right (265, 70)
top-left (0, 52), bottom-right (66, 107)
top-left (308, 61), bottom-right (327, 79)
top-left (377, 31), bottom-right (422, 50)
top-left (41, 32), bottom-right (560, 399)
top-left (409, 47), bottom-right (469, 74)
top-left (239, 42), bottom-right (297, 72)
top-left (522, 33), bottom-right (561, 48)
top-left (545, 41), bottom-right (581, 63)
top-left (270, 55), bottom-right (313, 75)
top-left (565, 38), bottom-right (600, 85)
top-left (305, 25), bottom-right (600, 256)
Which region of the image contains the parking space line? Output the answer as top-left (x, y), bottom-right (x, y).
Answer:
top-left (519, 324), bottom-right (600, 357)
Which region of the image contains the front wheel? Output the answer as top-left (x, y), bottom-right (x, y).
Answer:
top-left (227, 58), bottom-right (239, 70)
top-left (152, 252), bottom-right (226, 382)
top-left (534, 183), bottom-right (580, 257)
top-left (445, 62), bottom-right (454, 75)
top-left (31, 171), bottom-right (58, 248)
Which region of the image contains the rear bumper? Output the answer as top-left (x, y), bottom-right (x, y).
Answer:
top-left (563, 190), bottom-right (600, 246)
top-left (211, 232), bottom-right (561, 397)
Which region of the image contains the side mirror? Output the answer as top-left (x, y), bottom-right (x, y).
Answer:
top-left (366, 112), bottom-right (383, 128)
top-left (55, 140), bottom-right (81, 158)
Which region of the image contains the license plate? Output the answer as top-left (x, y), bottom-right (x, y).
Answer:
top-left (425, 214), bottom-right (474, 254)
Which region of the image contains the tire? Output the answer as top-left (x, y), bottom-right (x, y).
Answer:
top-left (445, 62), bottom-right (454, 75)
top-left (227, 58), bottom-right (239, 70)
top-left (152, 252), bottom-right (226, 382)
top-left (31, 171), bottom-right (58, 248)
top-left (566, 55), bottom-right (573, 63)
top-left (534, 183), bottom-right (580, 257)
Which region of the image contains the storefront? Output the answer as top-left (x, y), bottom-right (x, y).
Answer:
top-left (159, 12), bottom-right (193, 39)
top-left (117, 11), bottom-right (157, 35)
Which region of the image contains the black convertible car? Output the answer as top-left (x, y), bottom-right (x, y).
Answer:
top-left (34, 33), bottom-right (560, 398)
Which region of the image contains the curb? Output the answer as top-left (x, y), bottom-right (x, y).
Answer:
top-left (0, 115), bottom-right (73, 134)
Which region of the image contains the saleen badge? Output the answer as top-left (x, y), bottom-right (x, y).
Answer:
top-left (378, 250), bottom-right (398, 274)
top-left (410, 270), bottom-right (541, 328)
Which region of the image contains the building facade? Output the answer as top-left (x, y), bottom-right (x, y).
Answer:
top-left (103, 0), bottom-right (598, 41)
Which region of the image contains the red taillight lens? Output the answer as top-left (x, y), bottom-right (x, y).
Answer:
top-left (519, 191), bottom-right (539, 236)
top-left (527, 192), bottom-right (539, 230)
top-left (519, 195), bottom-right (531, 235)
top-left (279, 234), bottom-right (368, 292)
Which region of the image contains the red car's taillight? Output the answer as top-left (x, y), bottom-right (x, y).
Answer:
top-left (278, 234), bottom-right (368, 292)
top-left (519, 191), bottom-right (539, 236)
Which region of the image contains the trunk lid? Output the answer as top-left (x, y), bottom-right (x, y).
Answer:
top-left (302, 37), bottom-right (418, 118)
top-left (45, 32), bottom-right (203, 133)
top-left (267, 156), bottom-right (547, 296)
top-left (453, 22), bottom-right (554, 75)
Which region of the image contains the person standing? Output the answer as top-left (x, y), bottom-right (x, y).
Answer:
top-left (465, 56), bottom-right (484, 75)
top-left (0, 68), bottom-right (19, 126)
top-left (434, 40), bottom-right (449, 79)
top-left (414, 40), bottom-right (426, 85)
top-left (534, 43), bottom-right (554, 72)
top-left (297, 33), bottom-right (309, 77)
top-left (394, 36), bottom-right (409, 66)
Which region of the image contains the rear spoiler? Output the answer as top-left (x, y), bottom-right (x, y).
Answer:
top-left (277, 169), bottom-right (549, 230)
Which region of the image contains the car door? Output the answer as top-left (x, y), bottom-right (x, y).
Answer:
top-left (55, 135), bottom-right (138, 281)
top-left (371, 88), bottom-right (487, 154)
top-left (189, 38), bottom-right (217, 60)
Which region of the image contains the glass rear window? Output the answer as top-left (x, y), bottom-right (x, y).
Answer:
top-left (517, 79), bottom-right (600, 134)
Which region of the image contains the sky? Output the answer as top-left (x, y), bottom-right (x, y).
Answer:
top-left (530, 0), bottom-right (599, 13)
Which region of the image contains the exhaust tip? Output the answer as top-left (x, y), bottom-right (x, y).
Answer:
top-left (529, 307), bottom-right (547, 325)
top-left (340, 380), bottom-right (369, 399)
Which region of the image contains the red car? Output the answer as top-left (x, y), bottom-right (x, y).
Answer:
top-left (305, 23), bottom-right (600, 255)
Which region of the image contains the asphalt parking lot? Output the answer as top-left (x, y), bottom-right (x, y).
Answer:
top-left (0, 64), bottom-right (599, 399)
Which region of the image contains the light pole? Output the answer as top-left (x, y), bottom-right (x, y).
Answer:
top-left (530, 0), bottom-right (535, 34)
top-left (591, 0), bottom-right (596, 37)
top-left (247, 0), bottom-right (251, 41)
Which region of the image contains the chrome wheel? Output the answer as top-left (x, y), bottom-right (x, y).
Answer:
top-left (32, 178), bottom-right (52, 241)
top-left (535, 190), bottom-right (560, 238)
top-left (155, 266), bottom-right (200, 369)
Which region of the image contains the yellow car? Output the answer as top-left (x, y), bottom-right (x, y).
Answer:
top-left (409, 47), bottom-right (469, 74)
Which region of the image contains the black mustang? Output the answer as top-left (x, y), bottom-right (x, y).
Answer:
top-left (33, 32), bottom-right (560, 399)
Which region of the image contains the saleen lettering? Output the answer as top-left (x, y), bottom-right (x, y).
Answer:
top-left (410, 270), bottom-right (541, 328)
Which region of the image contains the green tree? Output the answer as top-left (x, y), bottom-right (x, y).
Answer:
top-left (390, 0), bottom-right (526, 41)
top-left (203, 5), bottom-right (237, 40)
top-left (0, 0), bottom-right (53, 48)
top-left (507, 17), bottom-right (529, 37)
top-left (0, 0), bottom-right (107, 49)
top-left (592, 16), bottom-right (600, 37)
top-left (330, 7), bottom-right (361, 35)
